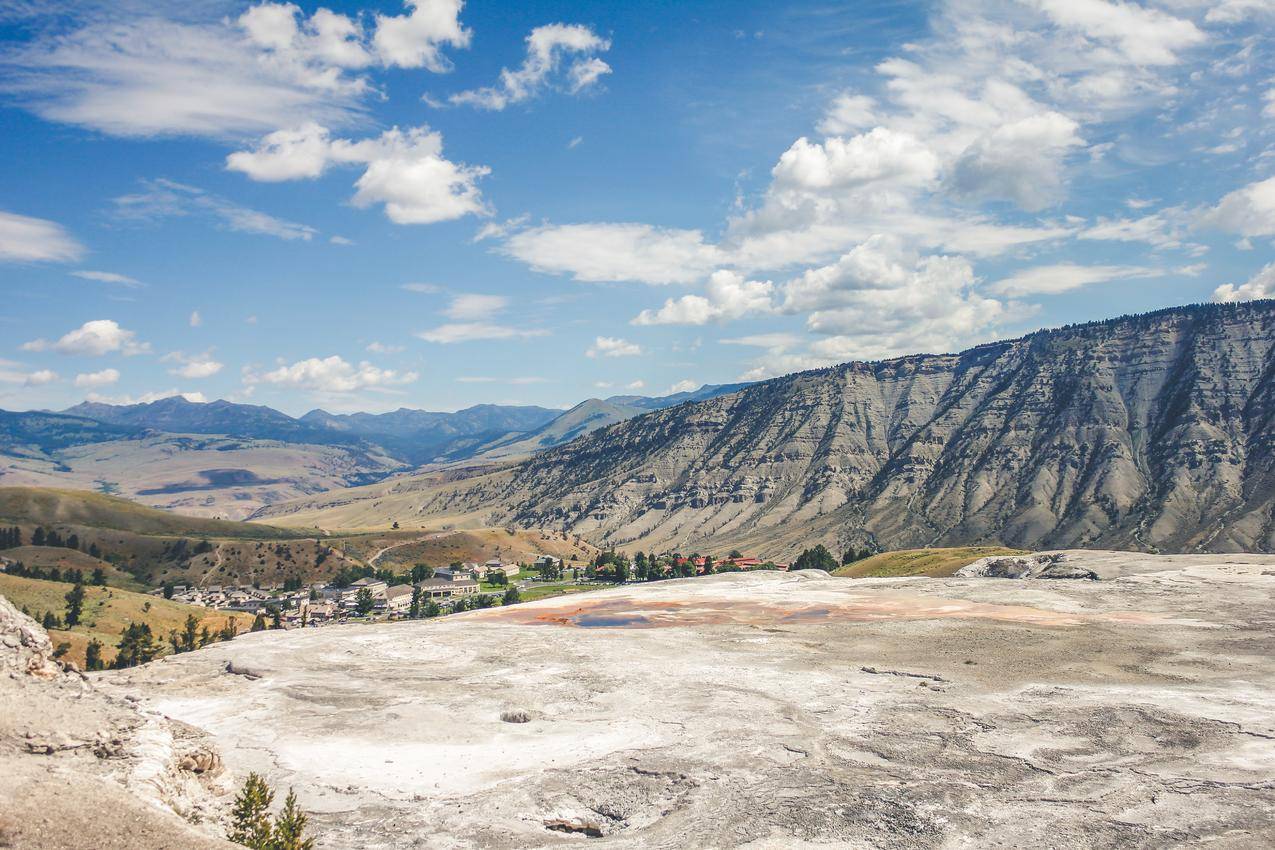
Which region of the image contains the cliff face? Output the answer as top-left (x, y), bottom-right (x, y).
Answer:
top-left (491, 302), bottom-right (1275, 555)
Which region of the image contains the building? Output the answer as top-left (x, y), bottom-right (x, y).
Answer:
top-left (483, 561), bottom-right (520, 579)
top-left (435, 564), bottom-right (476, 582)
top-left (383, 584), bottom-right (414, 615)
top-left (415, 577), bottom-right (479, 599)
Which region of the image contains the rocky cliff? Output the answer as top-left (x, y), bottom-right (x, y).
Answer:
top-left (480, 301), bottom-right (1275, 555)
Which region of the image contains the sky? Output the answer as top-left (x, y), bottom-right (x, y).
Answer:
top-left (0, 0), bottom-right (1273, 416)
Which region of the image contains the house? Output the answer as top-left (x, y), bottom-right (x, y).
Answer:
top-left (484, 561), bottom-right (520, 579)
top-left (340, 577), bottom-right (388, 606)
top-left (435, 564), bottom-right (476, 582)
top-left (304, 602), bottom-right (336, 622)
top-left (415, 577), bottom-right (479, 599)
top-left (383, 584), bottom-right (414, 615)
top-left (532, 555), bottom-right (561, 570)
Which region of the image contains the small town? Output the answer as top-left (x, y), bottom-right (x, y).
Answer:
top-left (150, 550), bottom-right (804, 627)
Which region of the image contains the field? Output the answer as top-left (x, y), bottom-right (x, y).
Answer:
top-left (517, 582), bottom-right (600, 603)
top-left (0, 572), bottom-right (253, 668)
top-left (833, 546), bottom-right (1027, 578)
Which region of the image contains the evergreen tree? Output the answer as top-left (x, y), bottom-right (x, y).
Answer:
top-left (199, 626), bottom-right (213, 647)
top-left (114, 622), bottom-right (159, 668)
top-left (354, 588), bottom-right (375, 616)
top-left (270, 788), bottom-right (315, 850)
top-left (85, 638), bottom-right (104, 671)
top-left (408, 586), bottom-right (422, 619)
top-left (702, 555), bottom-right (715, 575)
top-left (251, 613), bottom-right (267, 632)
top-left (41, 611), bottom-right (59, 629)
top-left (424, 600), bottom-right (441, 618)
top-left (66, 533), bottom-right (79, 551)
top-left (270, 606), bottom-right (282, 629)
top-left (228, 772), bottom-right (274, 849)
top-left (502, 586), bottom-right (521, 606)
top-left (91, 567), bottom-right (107, 586)
top-left (180, 613), bottom-right (199, 652)
top-left (32, 526), bottom-right (46, 546)
top-left (64, 582), bottom-right (86, 627)
top-left (793, 545), bottom-right (838, 572)
top-left (88, 542), bottom-right (100, 558)
top-left (219, 619), bottom-right (239, 641)
top-left (163, 582), bottom-right (175, 599)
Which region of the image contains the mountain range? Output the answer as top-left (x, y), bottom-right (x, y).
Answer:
top-left (254, 301), bottom-right (1275, 557)
top-left (0, 384), bottom-right (749, 518)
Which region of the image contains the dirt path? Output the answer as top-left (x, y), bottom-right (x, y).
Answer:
top-left (367, 535), bottom-right (444, 567)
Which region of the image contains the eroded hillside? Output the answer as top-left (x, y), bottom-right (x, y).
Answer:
top-left (258, 302), bottom-right (1275, 557)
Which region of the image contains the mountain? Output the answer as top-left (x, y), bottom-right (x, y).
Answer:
top-left (255, 301), bottom-right (1275, 557)
top-left (299, 404), bottom-right (558, 439)
top-left (63, 397), bottom-right (340, 444)
top-left (0, 409), bottom-right (140, 454)
top-left (459, 384), bottom-right (755, 463)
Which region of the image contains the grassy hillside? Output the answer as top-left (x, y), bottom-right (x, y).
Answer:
top-left (833, 547), bottom-right (1027, 578)
top-left (0, 545), bottom-right (144, 590)
top-left (0, 572), bottom-right (253, 668)
top-left (0, 487), bottom-right (304, 539)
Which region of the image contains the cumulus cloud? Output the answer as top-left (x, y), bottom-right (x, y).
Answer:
top-left (188, 310), bottom-right (202, 328)
top-left (162, 350), bottom-right (223, 379)
top-left (771, 129), bottom-right (939, 193)
top-left (667, 380), bottom-right (698, 394)
top-left (70, 270), bottom-right (143, 287)
top-left (87, 389), bottom-right (207, 405)
top-left (586, 336), bottom-right (642, 358)
top-left (22, 319), bottom-right (150, 357)
top-left (948, 113), bottom-right (1084, 210)
top-left (247, 355), bottom-right (417, 393)
top-left (633, 270), bottom-right (775, 325)
top-left (227, 123), bottom-right (488, 225)
top-left (0, 210), bottom-right (84, 263)
top-left (2, 1), bottom-right (471, 138)
top-left (1213, 263), bottom-right (1275, 303)
top-left (987, 263), bottom-right (1159, 296)
top-left (1200, 176), bottom-right (1275, 239)
top-left (24, 369), bottom-right (60, 387)
top-left (113, 179), bottom-right (317, 241)
top-left (1030, 0), bottom-right (1205, 66)
top-left (74, 368), bottom-right (119, 388)
top-left (503, 223), bottom-right (723, 284)
top-left (449, 23), bottom-right (611, 110)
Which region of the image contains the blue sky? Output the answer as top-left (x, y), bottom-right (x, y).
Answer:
top-left (1, 0), bottom-right (1272, 416)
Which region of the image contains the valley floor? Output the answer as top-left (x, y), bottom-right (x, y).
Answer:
top-left (35, 550), bottom-right (1271, 849)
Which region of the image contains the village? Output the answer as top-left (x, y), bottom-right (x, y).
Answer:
top-left (153, 550), bottom-right (801, 627)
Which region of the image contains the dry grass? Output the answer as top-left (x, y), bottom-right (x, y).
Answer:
top-left (833, 547), bottom-right (1027, 579)
top-left (0, 573), bottom-right (253, 668)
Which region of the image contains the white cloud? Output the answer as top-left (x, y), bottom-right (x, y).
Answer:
top-left (416, 322), bottom-right (548, 344)
top-left (444, 293), bottom-right (508, 320)
top-left (365, 341), bottom-right (404, 354)
top-left (771, 129), bottom-right (939, 192)
top-left (74, 368), bottom-right (120, 388)
top-left (189, 310), bottom-right (202, 328)
top-left (1201, 176), bottom-right (1275, 239)
top-left (400, 282), bottom-right (444, 293)
top-left (503, 223), bottom-right (723, 284)
top-left (633, 270), bottom-right (775, 325)
top-left (227, 123), bottom-right (488, 225)
top-left (70, 270), bottom-right (143, 287)
top-left (987, 263), bottom-right (1159, 297)
top-left (817, 93), bottom-right (878, 136)
top-left (87, 389), bottom-right (207, 405)
top-left (3, 2), bottom-right (471, 139)
top-left (449, 23), bottom-right (611, 110)
top-left (586, 336), bottom-right (642, 358)
top-left (113, 179), bottom-right (317, 241)
top-left (626, 379), bottom-right (645, 390)
top-left (248, 355), bottom-right (417, 393)
top-left (22, 319), bottom-right (150, 357)
top-left (948, 112), bottom-right (1084, 210)
top-left (0, 210), bottom-right (84, 263)
top-left (373, 0), bottom-right (471, 71)
top-left (162, 350), bottom-right (223, 379)
top-left (24, 369), bottom-right (60, 387)
top-left (667, 380), bottom-right (698, 394)
top-left (1213, 263), bottom-right (1275, 303)
top-left (1030, 0), bottom-right (1205, 66)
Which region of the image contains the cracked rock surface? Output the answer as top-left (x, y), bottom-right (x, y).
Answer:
top-left (97, 552), bottom-right (1275, 849)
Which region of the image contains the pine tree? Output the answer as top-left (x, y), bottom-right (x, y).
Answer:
top-left (354, 587), bottom-right (375, 616)
top-left (85, 639), bottom-right (104, 671)
top-left (251, 614), bottom-right (267, 632)
top-left (180, 613), bottom-right (199, 652)
top-left (269, 788), bottom-right (315, 850)
top-left (502, 586), bottom-right (521, 606)
top-left (408, 586), bottom-right (422, 619)
top-left (32, 526), bottom-right (46, 546)
top-left (114, 622), bottom-right (159, 668)
top-left (228, 772), bottom-right (274, 849)
top-left (91, 567), bottom-right (106, 586)
top-left (220, 619), bottom-right (239, 641)
top-left (64, 582), bottom-right (85, 627)
top-left (41, 611), bottom-right (59, 630)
